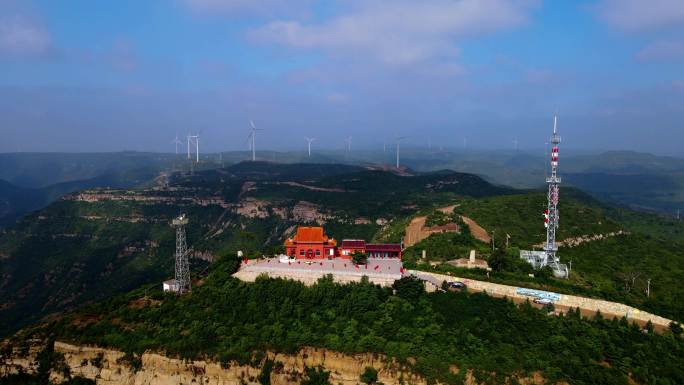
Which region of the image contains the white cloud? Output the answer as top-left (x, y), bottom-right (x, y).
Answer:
top-left (0, 14), bottom-right (51, 57)
top-left (251, 0), bottom-right (537, 65)
top-left (635, 40), bottom-right (684, 62)
top-left (596, 0), bottom-right (684, 31)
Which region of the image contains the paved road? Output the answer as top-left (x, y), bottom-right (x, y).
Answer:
top-left (412, 270), bottom-right (673, 330)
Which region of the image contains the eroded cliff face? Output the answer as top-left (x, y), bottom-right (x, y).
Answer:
top-left (2, 341), bottom-right (427, 385)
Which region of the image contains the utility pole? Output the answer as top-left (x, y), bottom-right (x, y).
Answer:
top-left (491, 230), bottom-right (496, 251)
top-left (647, 278), bottom-right (651, 298)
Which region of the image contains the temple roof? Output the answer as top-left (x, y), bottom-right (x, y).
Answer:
top-left (288, 226), bottom-right (336, 245)
top-left (341, 239), bottom-right (366, 248)
top-left (366, 244), bottom-right (402, 252)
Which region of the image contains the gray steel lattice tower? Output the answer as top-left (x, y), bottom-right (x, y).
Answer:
top-left (172, 214), bottom-right (191, 294)
top-left (544, 116), bottom-right (566, 276)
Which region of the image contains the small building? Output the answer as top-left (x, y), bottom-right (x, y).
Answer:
top-left (163, 279), bottom-right (180, 293)
top-left (366, 244), bottom-right (402, 259)
top-left (340, 239), bottom-right (366, 258)
top-left (285, 226), bottom-right (337, 259)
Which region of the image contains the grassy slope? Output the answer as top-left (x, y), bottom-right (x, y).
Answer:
top-left (419, 188), bottom-right (684, 321)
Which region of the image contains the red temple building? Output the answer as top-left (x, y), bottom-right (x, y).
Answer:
top-left (339, 239), bottom-right (366, 258)
top-left (286, 226), bottom-right (402, 260)
top-left (285, 226), bottom-right (337, 259)
top-left (366, 243), bottom-right (402, 259)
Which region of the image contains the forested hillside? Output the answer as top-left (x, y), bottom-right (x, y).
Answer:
top-left (0, 163), bottom-right (507, 337)
top-left (12, 255), bottom-right (684, 385)
top-left (403, 189), bottom-right (684, 320)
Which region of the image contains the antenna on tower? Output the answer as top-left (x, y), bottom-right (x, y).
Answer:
top-left (163, 214), bottom-right (191, 294)
top-left (520, 114), bottom-right (568, 278)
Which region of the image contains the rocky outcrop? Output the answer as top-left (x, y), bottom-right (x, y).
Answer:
top-left (2, 342), bottom-right (425, 385)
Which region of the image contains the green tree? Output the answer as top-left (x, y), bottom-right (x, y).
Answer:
top-left (360, 367), bottom-right (378, 385)
top-left (302, 367), bottom-right (331, 385)
top-left (352, 251), bottom-right (368, 265)
top-left (488, 248), bottom-right (510, 272)
top-left (392, 276), bottom-right (424, 301)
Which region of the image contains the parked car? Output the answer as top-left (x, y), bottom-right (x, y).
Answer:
top-left (533, 298), bottom-right (553, 305)
top-left (448, 281), bottom-right (467, 291)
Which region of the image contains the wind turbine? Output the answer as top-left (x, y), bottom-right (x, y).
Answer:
top-left (305, 137), bottom-right (316, 157)
top-left (194, 133), bottom-right (200, 163)
top-left (247, 120), bottom-right (262, 161)
top-left (186, 132), bottom-right (200, 163)
top-left (513, 138), bottom-right (519, 152)
top-left (171, 132), bottom-right (182, 154)
top-left (344, 136), bottom-right (352, 152)
top-left (187, 132), bottom-right (192, 160)
top-left (395, 136), bottom-right (408, 169)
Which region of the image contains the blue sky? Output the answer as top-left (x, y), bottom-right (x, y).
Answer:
top-left (1, 0), bottom-right (683, 154)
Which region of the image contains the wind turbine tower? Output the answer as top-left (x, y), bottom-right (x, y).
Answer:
top-left (186, 134), bottom-right (200, 163)
top-left (395, 136), bottom-right (407, 168)
top-left (248, 120), bottom-right (262, 161)
top-left (194, 134), bottom-right (199, 163)
top-left (345, 136), bottom-right (352, 152)
top-left (172, 214), bottom-right (190, 294)
top-left (305, 137), bottom-right (316, 157)
top-left (172, 133), bottom-right (182, 154)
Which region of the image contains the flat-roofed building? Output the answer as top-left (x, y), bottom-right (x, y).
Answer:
top-left (366, 243), bottom-right (402, 259)
top-left (340, 239), bottom-right (366, 259)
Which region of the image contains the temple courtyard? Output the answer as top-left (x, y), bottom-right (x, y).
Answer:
top-left (233, 257), bottom-right (405, 287)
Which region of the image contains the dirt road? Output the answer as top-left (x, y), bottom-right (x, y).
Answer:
top-left (402, 204), bottom-right (490, 247)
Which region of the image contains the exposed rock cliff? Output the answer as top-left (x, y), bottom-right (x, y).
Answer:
top-left (2, 341), bottom-right (426, 385)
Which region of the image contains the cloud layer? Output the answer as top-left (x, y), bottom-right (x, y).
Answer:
top-left (0, 14), bottom-right (51, 57)
top-left (596, 0), bottom-right (684, 31)
top-left (252, 0), bottom-right (537, 65)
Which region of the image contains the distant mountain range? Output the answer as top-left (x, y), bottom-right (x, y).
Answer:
top-left (0, 149), bottom-right (682, 227)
